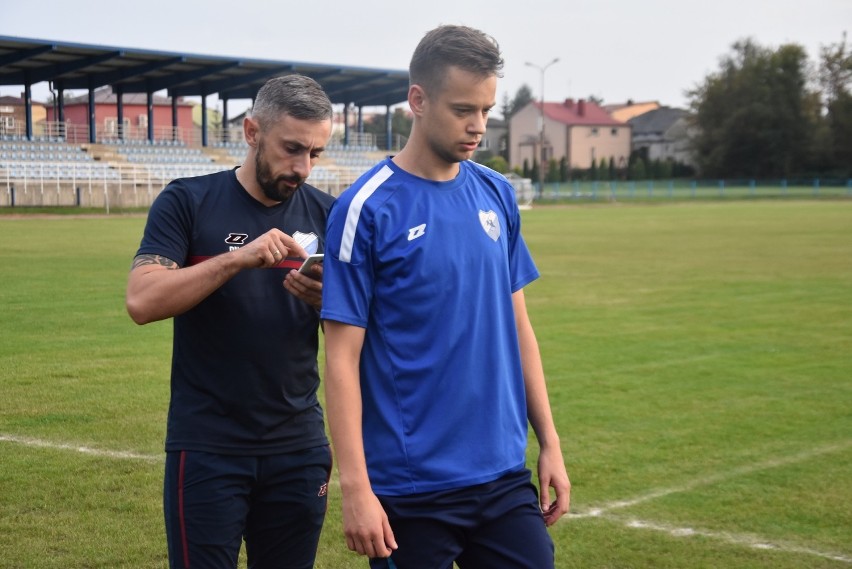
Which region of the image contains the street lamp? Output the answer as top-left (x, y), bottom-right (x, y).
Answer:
top-left (525, 58), bottom-right (559, 196)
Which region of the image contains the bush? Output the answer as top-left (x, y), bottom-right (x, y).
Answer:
top-left (482, 155), bottom-right (509, 173)
top-left (547, 158), bottom-right (560, 183)
top-left (630, 158), bottom-right (647, 180)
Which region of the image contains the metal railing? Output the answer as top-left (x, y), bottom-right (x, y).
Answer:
top-left (2, 121), bottom-right (390, 150)
top-left (1, 160), bottom-right (372, 209)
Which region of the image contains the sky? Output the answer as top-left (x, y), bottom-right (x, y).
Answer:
top-left (1, 0), bottom-right (849, 117)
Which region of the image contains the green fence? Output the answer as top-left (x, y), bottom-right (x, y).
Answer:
top-left (534, 178), bottom-right (852, 202)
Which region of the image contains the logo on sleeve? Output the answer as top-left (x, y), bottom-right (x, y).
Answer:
top-left (225, 233), bottom-right (248, 245)
top-left (478, 210), bottom-right (500, 241)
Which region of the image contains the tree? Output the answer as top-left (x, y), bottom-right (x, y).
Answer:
top-left (500, 85), bottom-right (535, 162)
top-left (362, 108), bottom-right (412, 146)
top-left (500, 92), bottom-right (512, 121)
top-left (502, 84), bottom-right (534, 119)
top-left (688, 39), bottom-right (818, 178)
top-left (547, 158), bottom-right (560, 183)
top-left (649, 158), bottom-right (660, 180)
top-left (599, 157), bottom-right (610, 181)
top-left (530, 158), bottom-right (540, 186)
top-left (629, 158), bottom-right (647, 180)
top-left (559, 156), bottom-right (569, 182)
top-left (819, 33), bottom-right (852, 107)
top-left (818, 33), bottom-right (852, 175)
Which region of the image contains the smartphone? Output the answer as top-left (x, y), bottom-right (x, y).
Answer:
top-left (298, 253), bottom-right (324, 275)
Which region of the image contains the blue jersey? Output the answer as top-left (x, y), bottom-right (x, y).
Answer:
top-left (137, 168), bottom-right (333, 455)
top-left (321, 159), bottom-right (539, 495)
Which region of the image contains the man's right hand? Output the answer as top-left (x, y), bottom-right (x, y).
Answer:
top-left (342, 488), bottom-right (398, 558)
top-left (235, 228), bottom-right (308, 269)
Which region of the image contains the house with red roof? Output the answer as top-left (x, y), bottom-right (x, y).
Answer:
top-left (509, 98), bottom-right (631, 172)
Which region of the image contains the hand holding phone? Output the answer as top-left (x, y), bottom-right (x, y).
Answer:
top-left (298, 253), bottom-right (324, 277)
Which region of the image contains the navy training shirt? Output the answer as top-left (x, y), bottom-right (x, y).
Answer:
top-left (137, 168), bottom-right (333, 455)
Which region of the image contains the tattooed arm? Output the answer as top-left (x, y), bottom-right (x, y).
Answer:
top-left (125, 229), bottom-right (308, 325)
top-left (126, 251), bottom-right (242, 325)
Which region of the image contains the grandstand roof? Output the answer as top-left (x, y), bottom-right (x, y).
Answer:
top-left (0, 35), bottom-right (410, 107)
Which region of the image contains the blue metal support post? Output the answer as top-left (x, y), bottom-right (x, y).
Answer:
top-left (115, 85), bottom-right (124, 141)
top-left (88, 83), bottom-right (96, 143)
top-left (201, 94), bottom-right (208, 147)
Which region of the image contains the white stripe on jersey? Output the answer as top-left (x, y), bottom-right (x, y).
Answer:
top-left (339, 164), bottom-right (394, 263)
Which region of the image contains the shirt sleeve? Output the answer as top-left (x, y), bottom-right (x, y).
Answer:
top-left (320, 195), bottom-right (376, 328)
top-left (135, 180), bottom-right (193, 267)
top-left (503, 181), bottom-right (540, 292)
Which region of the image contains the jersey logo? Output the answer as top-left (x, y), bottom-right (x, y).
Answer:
top-left (317, 482), bottom-right (328, 497)
top-left (225, 233), bottom-right (248, 245)
top-left (294, 231), bottom-right (319, 255)
top-left (407, 223), bottom-right (427, 241)
top-left (479, 210), bottom-right (500, 241)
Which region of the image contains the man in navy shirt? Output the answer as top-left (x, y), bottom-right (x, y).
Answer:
top-left (126, 74), bottom-right (334, 569)
top-left (322, 26), bottom-right (570, 568)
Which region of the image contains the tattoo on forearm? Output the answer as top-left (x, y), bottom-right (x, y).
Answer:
top-left (131, 254), bottom-right (178, 270)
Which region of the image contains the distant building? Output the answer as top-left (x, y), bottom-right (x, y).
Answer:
top-left (603, 100), bottom-right (660, 123)
top-left (509, 98), bottom-right (631, 171)
top-left (45, 86), bottom-right (194, 143)
top-left (479, 117), bottom-right (506, 157)
top-left (628, 107), bottom-right (695, 167)
top-left (0, 94), bottom-right (47, 137)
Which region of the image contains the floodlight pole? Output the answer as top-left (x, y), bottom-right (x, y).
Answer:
top-left (525, 58), bottom-right (559, 197)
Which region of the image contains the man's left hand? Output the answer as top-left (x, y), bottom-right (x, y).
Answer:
top-left (284, 266), bottom-right (323, 309)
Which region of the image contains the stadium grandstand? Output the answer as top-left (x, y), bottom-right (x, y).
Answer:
top-left (0, 35), bottom-right (409, 207)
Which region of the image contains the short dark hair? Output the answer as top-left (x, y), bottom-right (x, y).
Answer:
top-left (409, 25), bottom-right (504, 95)
top-left (251, 74), bottom-right (333, 130)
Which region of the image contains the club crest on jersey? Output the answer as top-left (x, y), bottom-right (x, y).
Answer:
top-left (478, 210), bottom-right (500, 241)
top-left (225, 233), bottom-right (248, 245)
top-left (294, 231), bottom-right (319, 255)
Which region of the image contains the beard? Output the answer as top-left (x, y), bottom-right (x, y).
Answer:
top-left (255, 138), bottom-right (305, 202)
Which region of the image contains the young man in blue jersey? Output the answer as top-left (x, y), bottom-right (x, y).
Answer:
top-left (126, 75), bottom-right (335, 569)
top-left (321, 25), bottom-right (571, 568)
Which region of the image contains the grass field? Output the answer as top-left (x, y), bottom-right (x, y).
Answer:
top-left (1, 201), bottom-right (850, 568)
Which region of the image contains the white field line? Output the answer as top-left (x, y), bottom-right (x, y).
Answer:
top-left (571, 440), bottom-right (852, 518)
top-left (0, 433), bottom-right (161, 462)
top-left (3, 433), bottom-right (850, 563)
top-left (566, 439), bottom-right (852, 564)
top-left (610, 516), bottom-right (852, 564)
